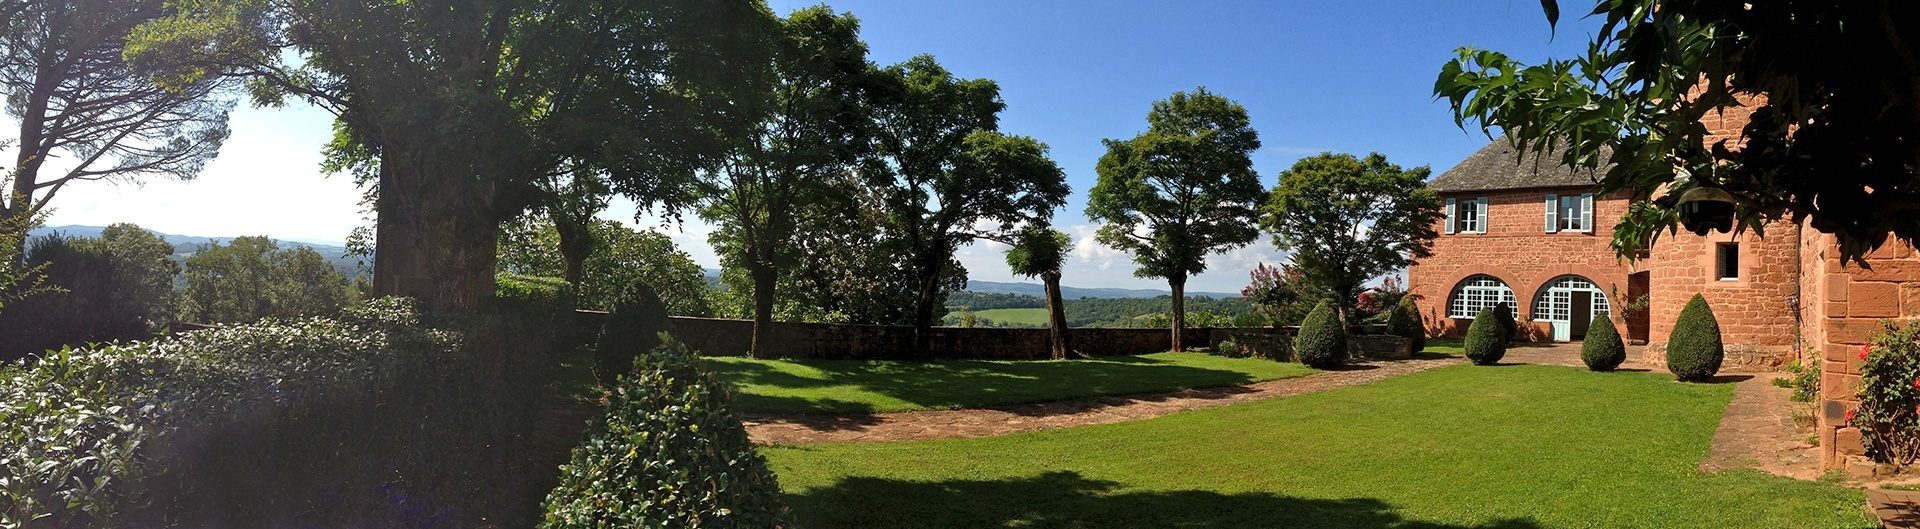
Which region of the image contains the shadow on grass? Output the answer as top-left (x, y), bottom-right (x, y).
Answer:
top-left (786, 471), bottom-right (1543, 529)
top-left (708, 355), bottom-right (1283, 416)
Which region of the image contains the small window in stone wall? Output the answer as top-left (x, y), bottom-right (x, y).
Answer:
top-left (1716, 242), bottom-right (1740, 280)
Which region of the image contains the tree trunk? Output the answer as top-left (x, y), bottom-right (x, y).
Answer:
top-left (3, 65), bottom-right (54, 261)
top-left (749, 261), bottom-right (778, 359)
top-left (1169, 275), bottom-right (1187, 352)
top-left (910, 253), bottom-right (944, 358)
top-left (1043, 271), bottom-right (1069, 360)
top-left (370, 153), bottom-right (500, 312)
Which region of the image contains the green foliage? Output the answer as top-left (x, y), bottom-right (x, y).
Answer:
top-left (1665, 294), bottom-right (1724, 382)
top-left (1384, 297), bottom-right (1425, 353)
top-left (1005, 227), bottom-right (1071, 279)
top-left (1, 297), bottom-right (581, 527)
top-left (1777, 359), bottom-right (1821, 403)
top-left (1293, 300), bottom-right (1346, 368)
top-left (1852, 321), bottom-right (1920, 466)
top-left (1492, 303), bottom-right (1518, 343)
top-left (498, 273), bottom-right (575, 306)
top-left (179, 236), bottom-right (351, 324)
top-left (1241, 263), bottom-right (1317, 327)
top-left (0, 225), bottom-right (180, 359)
top-left (499, 217), bottom-right (711, 316)
top-left (1262, 153), bottom-right (1443, 323)
top-left (540, 337), bottom-right (792, 528)
top-left (1464, 307), bottom-right (1507, 365)
top-left (1436, 1), bottom-right (1920, 262)
top-left (945, 291), bottom-right (1045, 310)
top-left (1581, 315), bottom-right (1627, 371)
top-left (596, 282), bottom-right (671, 386)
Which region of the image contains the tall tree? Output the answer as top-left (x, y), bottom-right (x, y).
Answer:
top-left (700, 6), bottom-right (869, 357)
top-left (130, 0), bottom-right (775, 310)
top-left (1435, 0), bottom-right (1920, 262)
top-left (181, 236), bottom-right (351, 323)
top-left (1, 0), bottom-right (234, 255)
top-left (1006, 227), bottom-right (1072, 360)
top-left (1087, 88), bottom-right (1264, 352)
top-left (863, 56), bottom-right (1069, 357)
top-left (1261, 152), bottom-right (1443, 328)
top-left (498, 217), bottom-right (711, 316)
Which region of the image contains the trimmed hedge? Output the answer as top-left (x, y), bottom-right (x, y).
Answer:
top-left (596, 282), bottom-right (670, 386)
top-left (539, 337), bottom-right (792, 528)
top-left (1464, 307), bottom-right (1507, 365)
top-left (1491, 303), bottom-right (1518, 343)
top-left (1666, 294), bottom-right (1725, 382)
top-left (1385, 297), bottom-right (1425, 352)
top-left (1581, 315), bottom-right (1627, 371)
top-left (1293, 300), bottom-right (1346, 368)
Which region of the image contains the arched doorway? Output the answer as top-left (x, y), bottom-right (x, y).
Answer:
top-left (1447, 275), bottom-right (1516, 320)
top-left (1532, 275), bottom-right (1611, 342)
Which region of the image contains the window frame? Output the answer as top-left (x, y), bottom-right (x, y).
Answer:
top-left (1715, 242), bottom-right (1741, 281)
top-left (1448, 276), bottom-right (1516, 319)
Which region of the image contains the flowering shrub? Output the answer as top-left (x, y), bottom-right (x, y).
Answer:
top-left (1354, 275), bottom-right (1408, 317)
top-left (1852, 321), bottom-right (1920, 467)
top-left (1243, 263), bottom-right (1315, 326)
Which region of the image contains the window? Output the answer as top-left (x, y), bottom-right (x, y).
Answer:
top-left (1446, 197), bottom-right (1488, 234)
top-left (1716, 242), bottom-right (1740, 280)
top-left (1448, 276), bottom-right (1515, 318)
top-left (1558, 195), bottom-right (1585, 231)
top-left (1544, 193), bottom-right (1594, 233)
top-left (1531, 276), bottom-right (1612, 322)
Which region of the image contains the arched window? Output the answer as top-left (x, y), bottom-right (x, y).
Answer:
top-left (1531, 276), bottom-right (1611, 322)
top-left (1448, 275), bottom-right (1515, 319)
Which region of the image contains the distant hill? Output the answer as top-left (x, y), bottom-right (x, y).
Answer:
top-left (964, 280), bottom-right (1239, 300)
top-left (27, 225), bottom-right (366, 278)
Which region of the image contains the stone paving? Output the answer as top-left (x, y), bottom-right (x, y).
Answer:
top-left (744, 356), bottom-right (1461, 445)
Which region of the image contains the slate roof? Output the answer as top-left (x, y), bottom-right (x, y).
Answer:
top-left (1428, 140), bottom-right (1609, 193)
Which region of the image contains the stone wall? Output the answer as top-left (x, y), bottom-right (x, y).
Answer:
top-left (1408, 186), bottom-right (1638, 340)
top-left (1801, 229), bottom-right (1920, 475)
top-left (1638, 217), bottom-right (1800, 369)
top-left (664, 316), bottom-right (1275, 360)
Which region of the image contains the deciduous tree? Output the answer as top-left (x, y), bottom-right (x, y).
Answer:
top-left (498, 217), bottom-right (710, 316)
top-left (1262, 152), bottom-right (1442, 328)
top-left (1435, 0), bottom-right (1920, 262)
top-left (1088, 88), bottom-right (1264, 351)
top-left (1006, 227), bottom-right (1072, 359)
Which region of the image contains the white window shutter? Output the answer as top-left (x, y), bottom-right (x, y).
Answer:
top-left (1544, 194), bottom-right (1558, 233)
top-left (1580, 193), bottom-right (1595, 233)
top-left (1444, 198), bottom-right (1455, 234)
top-left (1475, 198), bottom-right (1489, 233)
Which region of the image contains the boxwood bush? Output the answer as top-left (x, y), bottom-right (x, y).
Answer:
top-left (1491, 303), bottom-right (1518, 343)
top-left (1666, 294), bottom-right (1725, 382)
top-left (1293, 300), bottom-right (1346, 368)
top-left (1581, 315), bottom-right (1627, 371)
top-left (1385, 297), bottom-right (1424, 352)
top-left (1, 297), bottom-right (586, 528)
top-left (1464, 307), bottom-right (1507, 365)
top-left (596, 282), bottom-right (670, 385)
top-left (540, 336), bottom-right (792, 528)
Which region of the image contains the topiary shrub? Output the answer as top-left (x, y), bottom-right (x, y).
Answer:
top-left (539, 336), bottom-right (793, 528)
top-left (1491, 303), bottom-right (1518, 343)
top-left (596, 282), bottom-right (670, 386)
top-left (1581, 315), bottom-right (1627, 371)
top-left (1463, 307), bottom-right (1507, 365)
top-left (1292, 300), bottom-right (1346, 368)
top-left (1385, 297), bottom-right (1425, 352)
top-left (1666, 293), bottom-right (1725, 382)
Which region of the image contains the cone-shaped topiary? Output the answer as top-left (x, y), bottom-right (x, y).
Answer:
top-left (540, 337), bottom-right (793, 528)
top-left (1464, 307), bottom-right (1507, 365)
top-left (595, 282), bottom-right (669, 386)
top-left (1491, 302), bottom-right (1518, 342)
top-left (1293, 300), bottom-right (1346, 368)
top-left (1385, 297), bottom-right (1425, 352)
top-left (1581, 315), bottom-right (1627, 371)
top-left (1666, 294), bottom-right (1725, 382)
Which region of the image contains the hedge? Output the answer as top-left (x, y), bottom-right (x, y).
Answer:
top-left (1581, 315), bottom-right (1627, 371)
top-left (1385, 297), bottom-right (1424, 352)
top-left (1464, 307), bottom-right (1507, 365)
top-left (1293, 300), bottom-right (1346, 368)
top-left (1666, 294), bottom-right (1724, 382)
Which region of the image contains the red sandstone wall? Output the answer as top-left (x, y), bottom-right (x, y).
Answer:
top-left (1408, 187), bottom-right (1636, 339)
top-left (1639, 219), bottom-right (1800, 368)
top-left (1801, 228), bottom-right (1920, 475)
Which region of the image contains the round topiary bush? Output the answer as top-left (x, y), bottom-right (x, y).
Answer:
top-left (1385, 297), bottom-right (1425, 353)
top-left (595, 282), bottom-right (669, 386)
top-left (1463, 307), bottom-right (1507, 365)
top-left (1581, 315), bottom-right (1627, 371)
top-left (1293, 300), bottom-right (1346, 368)
top-left (1666, 293), bottom-right (1725, 382)
top-left (540, 337), bottom-right (793, 528)
top-left (1491, 303), bottom-right (1518, 343)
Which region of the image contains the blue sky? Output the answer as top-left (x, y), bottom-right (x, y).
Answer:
top-left (43, 1), bottom-right (1602, 294)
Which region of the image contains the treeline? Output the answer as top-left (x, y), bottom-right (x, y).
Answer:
top-left (946, 293), bottom-right (1258, 328)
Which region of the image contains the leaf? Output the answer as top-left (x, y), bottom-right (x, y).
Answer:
top-left (1541, 0), bottom-right (1561, 31)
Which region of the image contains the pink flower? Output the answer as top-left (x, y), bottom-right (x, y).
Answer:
top-left (1845, 409), bottom-right (1857, 423)
top-left (1860, 344), bottom-right (1872, 361)
top-left (1913, 378), bottom-right (1920, 392)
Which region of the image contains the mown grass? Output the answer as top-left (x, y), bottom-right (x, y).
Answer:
top-left (764, 365), bottom-right (1873, 528)
top-left (706, 352), bottom-right (1313, 414)
top-left (1423, 336), bottom-right (1465, 356)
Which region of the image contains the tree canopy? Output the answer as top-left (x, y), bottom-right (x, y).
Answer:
top-left (1262, 152), bottom-right (1442, 324)
top-left (1435, 0), bottom-right (1920, 263)
top-left (498, 217), bottom-right (710, 316)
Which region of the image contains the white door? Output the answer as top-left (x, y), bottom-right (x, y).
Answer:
top-left (1550, 319), bottom-right (1571, 342)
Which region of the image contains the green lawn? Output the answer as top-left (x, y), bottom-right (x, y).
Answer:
top-left (1424, 336), bottom-right (1464, 356)
top-left (763, 365), bottom-right (1873, 528)
top-left (706, 352), bottom-right (1313, 414)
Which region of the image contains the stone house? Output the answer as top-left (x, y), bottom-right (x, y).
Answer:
top-left (1409, 105), bottom-right (1916, 473)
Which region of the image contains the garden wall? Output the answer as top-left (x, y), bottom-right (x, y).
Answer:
top-left (662, 316), bottom-right (1278, 360)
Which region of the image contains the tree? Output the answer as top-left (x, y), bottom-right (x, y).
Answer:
top-left (1006, 227), bottom-right (1072, 359)
top-left (130, 0), bottom-right (777, 310)
top-left (1, 0), bottom-right (234, 256)
top-left (1261, 152), bottom-right (1443, 327)
top-left (700, 6), bottom-right (870, 358)
top-left (498, 217), bottom-right (711, 316)
top-left (1435, 0), bottom-right (1920, 263)
top-left (1241, 262), bottom-right (1316, 327)
top-left (1088, 88), bottom-right (1264, 351)
top-left (270, 246), bottom-right (352, 319)
top-left (181, 236), bottom-right (350, 323)
top-left (863, 55), bottom-right (1069, 356)
top-left (94, 223), bottom-right (180, 326)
